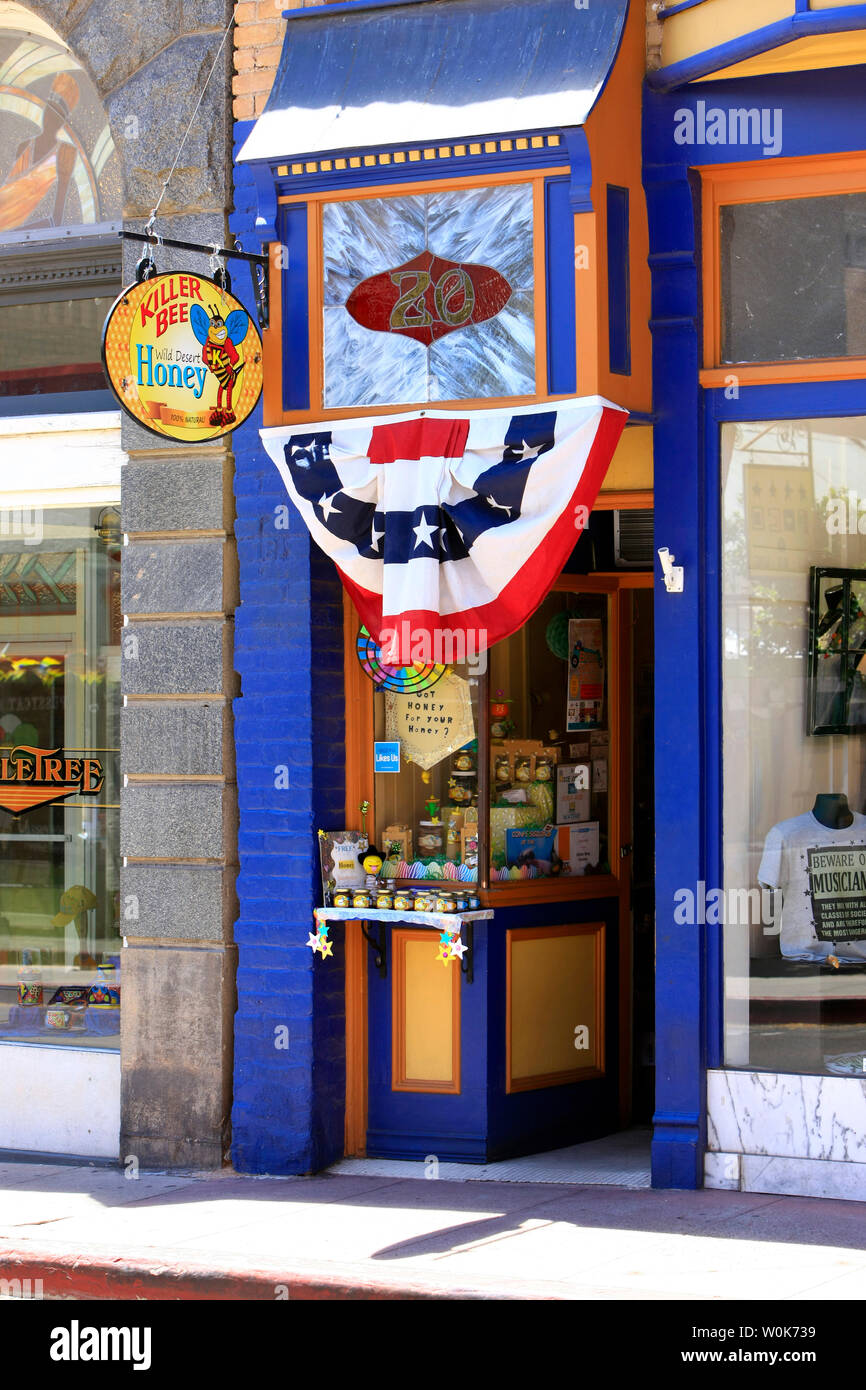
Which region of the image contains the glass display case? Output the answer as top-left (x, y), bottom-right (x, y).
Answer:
top-left (487, 590), bottom-right (611, 885)
top-left (372, 661), bottom-right (482, 889)
top-left (370, 583), bottom-right (615, 895)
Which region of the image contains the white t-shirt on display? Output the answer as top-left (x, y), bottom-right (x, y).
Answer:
top-left (758, 811), bottom-right (866, 963)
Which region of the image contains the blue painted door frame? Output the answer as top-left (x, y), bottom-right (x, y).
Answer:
top-left (645, 65), bottom-right (866, 1187)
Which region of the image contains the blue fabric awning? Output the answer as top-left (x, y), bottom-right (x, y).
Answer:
top-left (238, 0), bottom-right (628, 164)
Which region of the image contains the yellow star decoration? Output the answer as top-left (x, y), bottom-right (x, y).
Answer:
top-left (436, 940), bottom-right (456, 965)
top-left (319, 935), bottom-right (334, 959)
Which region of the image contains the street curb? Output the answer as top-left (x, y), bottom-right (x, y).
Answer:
top-left (0, 1240), bottom-right (554, 1301)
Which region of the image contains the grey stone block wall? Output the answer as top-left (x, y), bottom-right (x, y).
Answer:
top-left (121, 620), bottom-right (235, 696)
top-left (121, 701), bottom-right (231, 776)
top-left (121, 863), bottom-right (237, 941)
top-left (121, 539), bottom-right (233, 616)
top-left (23, 0), bottom-right (239, 1169)
top-left (123, 455), bottom-right (233, 533)
top-left (120, 943), bottom-right (237, 1170)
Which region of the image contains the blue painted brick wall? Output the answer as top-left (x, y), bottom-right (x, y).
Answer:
top-left (230, 126), bottom-right (347, 1173)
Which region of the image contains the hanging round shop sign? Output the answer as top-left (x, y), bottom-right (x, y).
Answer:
top-left (102, 271), bottom-right (263, 442)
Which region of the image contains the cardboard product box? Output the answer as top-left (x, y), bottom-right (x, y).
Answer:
top-left (460, 809), bottom-right (479, 865)
top-left (555, 822), bottom-right (601, 875)
top-left (505, 825), bottom-right (557, 870)
top-left (383, 823), bottom-right (413, 862)
top-left (556, 762), bottom-right (591, 824)
top-left (490, 805), bottom-right (541, 857)
top-left (444, 809), bottom-right (464, 861)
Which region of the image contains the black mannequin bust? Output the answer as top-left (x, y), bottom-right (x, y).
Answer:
top-left (812, 793), bottom-right (854, 829)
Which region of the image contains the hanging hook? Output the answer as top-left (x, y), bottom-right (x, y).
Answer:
top-left (137, 211), bottom-right (160, 280)
top-left (144, 212), bottom-right (164, 249)
top-left (209, 243), bottom-right (231, 293)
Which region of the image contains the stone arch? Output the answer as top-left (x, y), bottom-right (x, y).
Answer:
top-left (0, 0), bottom-right (123, 232)
top-left (1, 0), bottom-right (231, 223)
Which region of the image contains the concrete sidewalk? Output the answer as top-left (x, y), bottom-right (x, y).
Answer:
top-left (2, 1160), bottom-right (866, 1299)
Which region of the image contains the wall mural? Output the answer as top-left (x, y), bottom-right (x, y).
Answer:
top-left (0, 17), bottom-right (122, 234)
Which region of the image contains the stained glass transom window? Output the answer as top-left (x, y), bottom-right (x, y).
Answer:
top-left (322, 183), bottom-right (535, 408)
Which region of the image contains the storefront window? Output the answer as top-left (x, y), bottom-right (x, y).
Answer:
top-left (0, 295), bottom-right (113, 396)
top-left (371, 589), bottom-right (611, 890)
top-left (722, 417), bottom-right (866, 1075)
top-left (721, 194), bottom-right (866, 363)
top-left (0, 5), bottom-right (123, 402)
top-left (0, 503), bottom-right (121, 1047)
top-left (487, 591), bottom-right (610, 883)
top-left (373, 661), bottom-right (482, 887)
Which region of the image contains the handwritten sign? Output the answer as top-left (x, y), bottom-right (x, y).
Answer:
top-left (385, 673), bottom-right (475, 771)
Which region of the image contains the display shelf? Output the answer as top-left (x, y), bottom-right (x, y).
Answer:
top-left (314, 907), bottom-right (493, 928)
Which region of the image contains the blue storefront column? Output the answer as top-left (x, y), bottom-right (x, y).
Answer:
top-left (228, 146), bottom-right (346, 1175)
top-left (643, 64), bottom-right (866, 1188)
top-left (644, 105), bottom-right (708, 1188)
top-left (231, 428), bottom-right (347, 1174)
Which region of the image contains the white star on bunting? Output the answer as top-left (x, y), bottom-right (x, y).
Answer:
top-left (413, 511), bottom-right (438, 551)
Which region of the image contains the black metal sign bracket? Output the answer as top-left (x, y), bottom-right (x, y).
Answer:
top-left (120, 230), bottom-right (270, 330)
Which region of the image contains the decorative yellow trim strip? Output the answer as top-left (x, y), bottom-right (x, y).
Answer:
top-left (279, 134), bottom-right (564, 176)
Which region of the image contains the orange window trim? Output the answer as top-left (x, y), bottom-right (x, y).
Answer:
top-left (698, 151), bottom-right (866, 371)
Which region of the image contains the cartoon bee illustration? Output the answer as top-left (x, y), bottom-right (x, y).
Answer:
top-left (190, 302), bottom-right (250, 427)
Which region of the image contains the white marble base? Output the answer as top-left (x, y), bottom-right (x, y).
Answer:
top-left (706, 1149), bottom-right (866, 1202)
top-left (704, 1150), bottom-right (740, 1190)
top-left (708, 1068), bottom-right (866, 1161)
top-left (707, 1069), bottom-right (866, 1200)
